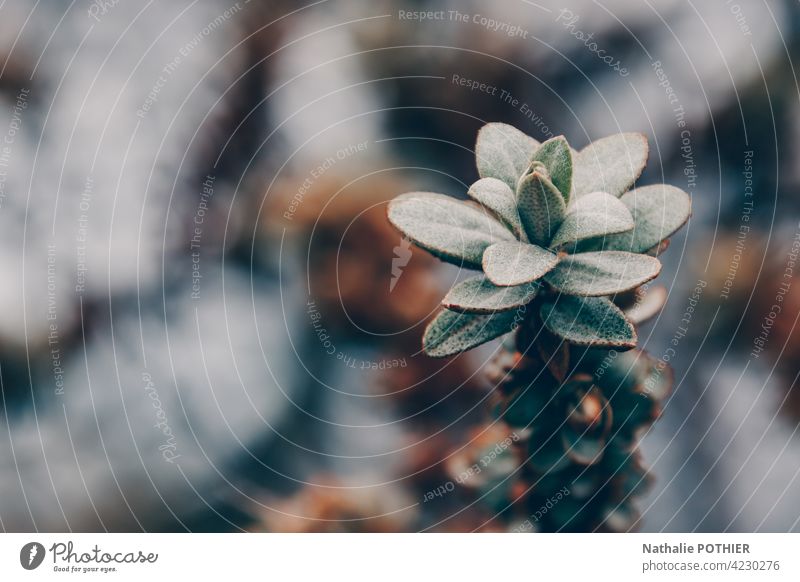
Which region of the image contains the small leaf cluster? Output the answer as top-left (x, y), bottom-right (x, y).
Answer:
top-left (388, 123), bottom-right (691, 358)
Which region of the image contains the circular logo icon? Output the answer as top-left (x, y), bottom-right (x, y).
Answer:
top-left (20, 542), bottom-right (46, 570)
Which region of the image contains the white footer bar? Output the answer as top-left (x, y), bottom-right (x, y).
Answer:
top-left (1, 533), bottom-right (798, 580)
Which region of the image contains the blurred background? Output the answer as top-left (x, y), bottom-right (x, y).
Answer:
top-left (0, 0), bottom-right (799, 532)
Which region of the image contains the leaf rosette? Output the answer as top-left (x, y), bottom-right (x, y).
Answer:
top-left (388, 123), bottom-right (691, 357)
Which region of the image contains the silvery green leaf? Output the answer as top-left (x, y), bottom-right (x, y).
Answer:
top-left (605, 349), bottom-right (672, 401)
top-left (601, 503), bottom-right (639, 533)
top-left (528, 434), bottom-right (571, 474)
top-left (423, 308), bottom-right (520, 357)
top-left (502, 383), bottom-right (553, 429)
top-left (475, 123), bottom-right (539, 191)
top-left (624, 285), bottom-right (667, 325)
top-left (544, 251), bottom-right (661, 296)
top-left (467, 177), bottom-right (525, 239)
top-left (532, 136), bottom-right (573, 204)
top-left (535, 328), bottom-right (571, 382)
top-left (549, 191), bottom-right (634, 248)
top-left (482, 240), bottom-right (558, 287)
top-left (442, 275), bottom-right (538, 313)
top-left (517, 169), bottom-right (566, 246)
top-left (600, 185), bottom-right (692, 253)
top-left (644, 239), bottom-right (670, 256)
top-left (540, 295), bottom-right (637, 348)
top-left (610, 389), bottom-right (658, 432)
top-left (572, 133), bottom-right (648, 198)
top-left (562, 425), bottom-right (606, 466)
top-left (620, 459), bottom-right (654, 499)
top-left (388, 192), bottom-right (515, 269)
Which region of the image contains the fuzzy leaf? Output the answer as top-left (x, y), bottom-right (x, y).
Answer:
top-left (502, 385), bottom-right (553, 429)
top-left (624, 285), bottom-right (667, 325)
top-left (528, 434), bottom-right (571, 474)
top-left (645, 239), bottom-right (670, 256)
top-left (388, 192), bottom-right (514, 269)
top-left (638, 353), bottom-right (673, 402)
top-left (532, 136), bottom-right (573, 204)
top-left (601, 503), bottom-right (639, 533)
top-left (561, 426), bottom-right (606, 466)
top-left (572, 133), bottom-right (648, 198)
top-left (603, 349), bottom-right (672, 402)
top-left (517, 170), bottom-right (566, 246)
top-left (544, 251), bottom-right (661, 296)
top-left (535, 330), bottom-right (570, 382)
top-left (619, 458), bottom-right (654, 499)
top-left (611, 390), bottom-right (659, 431)
top-left (540, 295), bottom-right (637, 348)
top-left (600, 185), bottom-right (691, 253)
top-left (476, 123), bottom-right (539, 191)
top-left (550, 191), bottom-right (634, 248)
top-left (482, 241), bottom-right (558, 287)
top-left (442, 276), bottom-right (538, 314)
top-left (584, 349), bottom-right (639, 394)
top-left (423, 308), bottom-right (520, 357)
top-left (467, 177), bottom-right (525, 239)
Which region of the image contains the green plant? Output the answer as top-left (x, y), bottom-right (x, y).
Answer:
top-left (387, 123), bottom-right (691, 531)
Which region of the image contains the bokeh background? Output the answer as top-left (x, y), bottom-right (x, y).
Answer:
top-left (0, 0), bottom-right (799, 532)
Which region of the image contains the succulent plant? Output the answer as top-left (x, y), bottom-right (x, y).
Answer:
top-left (387, 122), bottom-right (691, 531)
top-left (388, 123), bottom-right (690, 358)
